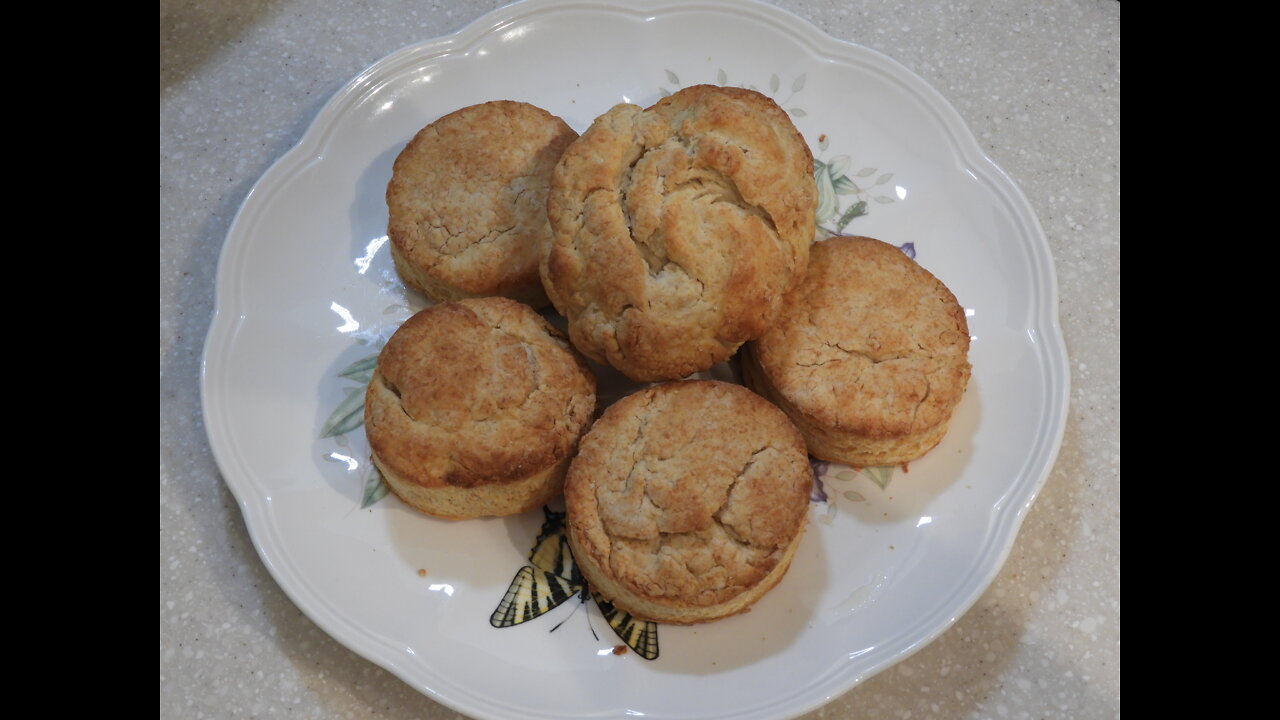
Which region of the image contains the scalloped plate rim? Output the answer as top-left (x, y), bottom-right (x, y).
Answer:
top-left (200, 1), bottom-right (1069, 719)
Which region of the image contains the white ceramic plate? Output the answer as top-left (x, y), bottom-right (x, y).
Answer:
top-left (202, 1), bottom-right (1069, 718)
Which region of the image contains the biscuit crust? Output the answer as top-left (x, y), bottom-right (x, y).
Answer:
top-left (543, 85), bottom-right (817, 381)
top-left (387, 101), bottom-right (578, 308)
top-left (743, 236), bottom-right (971, 467)
top-left (364, 297), bottom-right (596, 519)
top-left (564, 381), bottom-right (811, 624)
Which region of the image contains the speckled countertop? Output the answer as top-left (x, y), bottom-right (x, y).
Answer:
top-left (160, 1), bottom-right (1119, 717)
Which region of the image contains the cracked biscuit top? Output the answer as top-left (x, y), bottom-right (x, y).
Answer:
top-left (364, 297), bottom-right (596, 492)
top-left (542, 85), bottom-right (817, 381)
top-left (386, 101), bottom-right (578, 308)
top-left (564, 380), bottom-right (811, 623)
top-left (744, 236), bottom-right (971, 466)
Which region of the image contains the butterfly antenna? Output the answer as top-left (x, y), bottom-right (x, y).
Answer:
top-left (581, 607), bottom-right (601, 641)
top-left (550, 589), bottom-right (590, 634)
top-left (576, 585), bottom-right (601, 641)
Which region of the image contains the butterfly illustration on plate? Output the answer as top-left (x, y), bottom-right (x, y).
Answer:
top-left (490, 506), bottom-right (660, 661)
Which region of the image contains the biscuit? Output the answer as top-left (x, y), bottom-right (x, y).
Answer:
top-left (364, 297), bottom-right (596, 519)
top-left (386, 101), bottom-right (578, 308)
top-left (564, 380), bottom-right (811, 624)
top-left (542, 85), bottom-right (817, 381)
top-left (742, 236), bottom-right (971, 467)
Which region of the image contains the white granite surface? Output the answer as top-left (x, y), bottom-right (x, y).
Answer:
top-left (160, 1), bottom-right (1119, 717)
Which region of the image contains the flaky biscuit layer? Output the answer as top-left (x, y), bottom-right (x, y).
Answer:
top-left (364, 297), bottom-right (596, 519)
top-left (564, 380), bottom-right (811, 623)
top-left (387, 101), bottom-right (577, 307)
top-left (743, 236), bottom-right (970, 467)
top-left (543, 85), bottom-right (817, 381)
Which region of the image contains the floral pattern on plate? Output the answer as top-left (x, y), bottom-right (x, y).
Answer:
top-left (659, 68), bottom-right (896, 235)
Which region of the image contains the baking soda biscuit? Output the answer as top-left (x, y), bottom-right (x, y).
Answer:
top-left (386, 101), bottom-right (578, 308)
top-left (542, 85), bottom-right (817, 381)
top-left (364, 297), bottom-right (596, 519)
top-left (742, 236), bottom-right (971, 467)
top-left (564, 380), bottom-right (811, 624)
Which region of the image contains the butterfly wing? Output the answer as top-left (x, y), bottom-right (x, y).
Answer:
top-left (527, 508), bottom-right (584, 584)
top-left (490, 565), bottom-right (581, 628)
top-left (493, 506), bottom-right (661, 661)
top-left (593, 592), bottom-right (660, 661)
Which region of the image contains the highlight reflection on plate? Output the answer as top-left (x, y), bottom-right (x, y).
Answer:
top-left (202, 1), bottom-right (1068, 718)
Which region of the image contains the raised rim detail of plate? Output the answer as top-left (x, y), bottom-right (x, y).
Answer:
top-left (202, 1), bottom-right (1068, 719)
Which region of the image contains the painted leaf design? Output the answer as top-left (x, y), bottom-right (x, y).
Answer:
top-left (338, 355), bottom-right (377, 379)
top-left (856, 167), bottom-right (877, 177)
top-left (665, 69), bottom-right (680, 85)
top-left (832, 176), bottom-right (860, 195)
top-left (876, 173), bottom-right (894, 186)
top-left (815, 163), bottom-right (837, 224)
top-left (864, 466), bottom-right (894, 490)
top-left (827, 155), bottom-right (851, 178)
top-left (361, 463), bottom-right (389, 508)
top-left (835, 470), bottom-right (857, 481)
top-left (843, 491), bottom-right (867, 502)
top-left (873, 195), bottom-right (895, 204)
top-left (717, 68), bottom-right (728, 85)
top-left (659, 88), bottom-right (671, 98)
top-left (835, 201), bottom-right (868, 231)
top-left (321, 387), bottom-right (365, 438)
top-left (770, 74), bottom-right (780, 93)
top-left (338, 356), bottom-right (377, 384)
top-left (792, 73), bottom-right (807, 92)
top-left (820, 502), bottom-right (837, 525)
top-left (789, 108), bottom-right (807, 117)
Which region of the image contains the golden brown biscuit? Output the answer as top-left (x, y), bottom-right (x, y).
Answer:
top-left (564, 380), bottom-right (811, 624)
top-left (386, 101), bottom-right (578, 308)
top-left (364, 297), bottom-right (596, 519)
top-left (742, 236), bottom-right (971, 467)
top-left (542, 85), bottom-right (817, 381)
